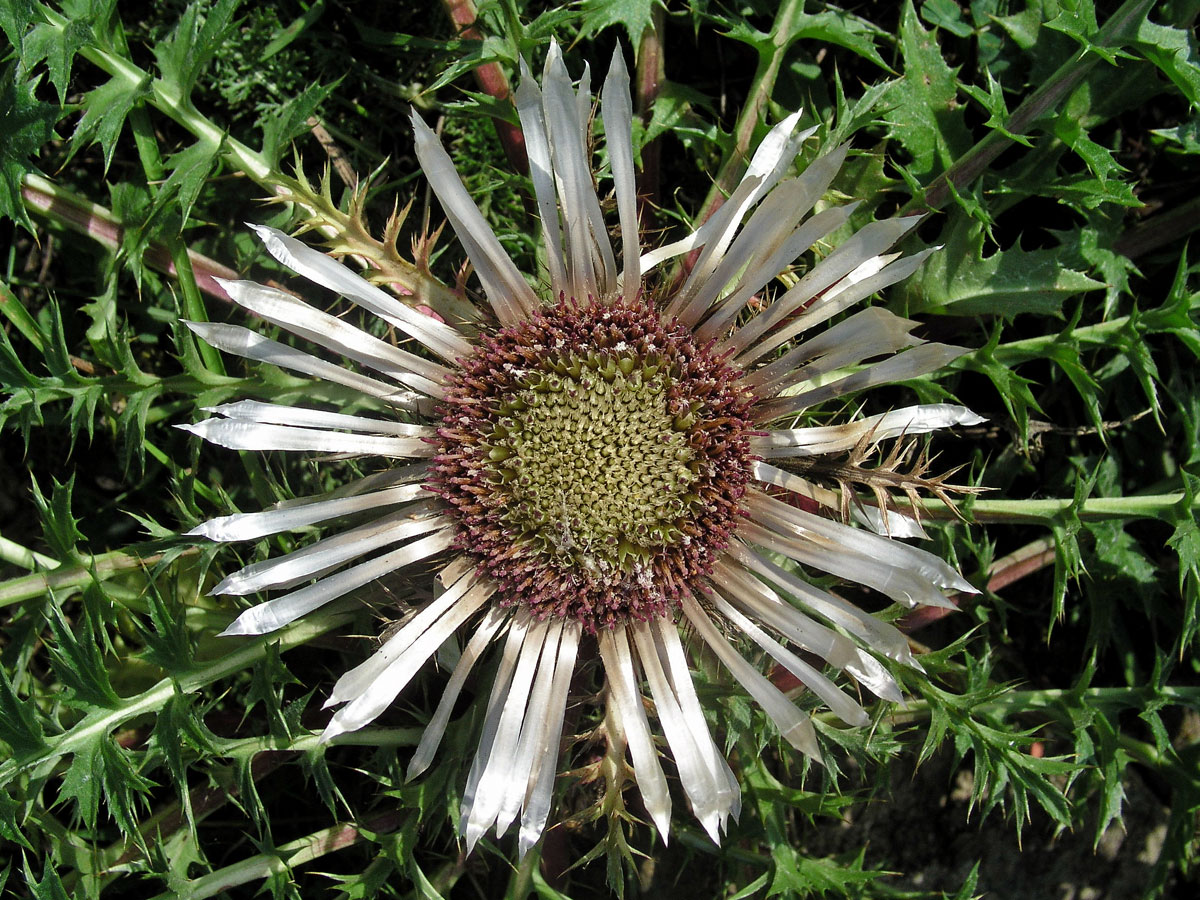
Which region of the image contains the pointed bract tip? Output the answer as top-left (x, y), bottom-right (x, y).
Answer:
top-left (651, 815), bottom-right (671, 845)
top-left (218, 619), bottom-right (250, 638)
top-left (318, 722), bottom-right (343, 745)
top-left (779, 108), bottom-right (804, 130)
top-left (404, 761), bottom-right (427, 783)
top-left (462, 821), bottom-right (486, 857)
top-left (209, 573), bottom-right (247, 596)
top-left (607, 45), bottom-right (629, 79)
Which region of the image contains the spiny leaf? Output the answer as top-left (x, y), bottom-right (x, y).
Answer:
top-left (150, 692), bottom-right (217, 832)
top-left (786, 8), bottom-right (891, 72)
top-left (920, 0), bottom-right (973, 39)
top-left (99, 733), bottom-right (157, 838)
top-left (1133, 16), bottom-right (1200, 109)
top-left (884, 1), bottom-right (972, 181)
top-left (580, 0), bottom-right (662, 50)
top-left (961, 68), bottom-right (1033, 147)
top-left (1053, 109), bottom-right (1127, 186)
top-left (243, 641), bottom-right (301, 740)
top-left (1044, 0), bottom-right (1129, 66)
top-left (0, 0), bottom-right (36, 57)
top-left (768, 847), bottom-right (884, 897)
top-left (22, 3), bottom-right (105, 103)
top-left (896, 218), bottom-right (1105, 319)
top-left (0, 792), bottom-right (32, 850)
top-left (57, 731), bottom-right (103, 828)
top-left (69, 72), bottom-right (151, 174)
top-left (23, 856), bottom-right (71, 900)
top-left (153, 0), bottom-right (241, 101)
top-left (30, 474), bottom-right (84, 562)
top-left (0, 67), bottom-right (61, 233)
top-left (44, 600), bottom-right (120, 708)
top-left (260, 80), bottom-right (335, 171)
top-left (0, 665), bottom-right (45, 759)
top-left (1167, 510), bottom-right (1200, 652)
top-left (139, 579), bottom-right (195, 671)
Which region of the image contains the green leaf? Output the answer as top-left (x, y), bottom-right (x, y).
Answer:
top-left (45, 600), bottom-right (121, 708)
top-left (99, 733), bottom-right (156, 838)
top-left (157, 139), bottom-right (221, 226)
top-left (0, 67), bottom-right (61, 233)
top-left (920, 0), bottom-right (973, 39)
top-left (787, 9), bottom-right (891, 72)
top-left (0, 792), bottom-right (32, 850)
top-left (1133, 16), bottom-right (1200, 108)
top-left (1053, 110), bottom-right (1126, 185)
top-left (22, 8), bottom-right (98, 103)
top-left (884, 1), bottom-right (972, 180)
top-left (1045, 0), bottom-right (1121, 65)
top-left (579, 0), bottom-right (662, 48)
top-left (30, 474), bottom-right (84, 561)
top-left (154, 0), bottom-right (241, 101)
top-left (0, 0), bottom-right (35, 55)
top-left (261, 0), bottom-right (327, 61)
top-left (57, 731), bottom-right (103, 827)
top-left (961, 68), bottom-right (1033, 146)
top-left (1167, 514), bottom-right (1200, 651)
top-left (260, 80), bottom-right (335, 170)
top-left (641, 81), bottom-right (709, 144)
top-left (243, 642), bottom-right (301, 740)
top-left (149, 692), bottom-right (215, 830)
top-left (24, 857), bottom-right (71, 900)
top-left (68, 72), bottom-right (150, 173)
top-left (1050, 461), bottom-right (1098, 626)
top-left (0, 665), bottom-right (45, 759)
top-left (897, 218), bottom-right (1105, 318)
top-left (768, 846), bottom-right (883, 897)
top-left (958, 321), bottom-right (1042, 437)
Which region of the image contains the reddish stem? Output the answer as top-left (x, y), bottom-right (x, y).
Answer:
top-left (441, 0), bottom-right (529, 175)
top-left (22, 177), bottom-right (236, 303)
top-left (634, 11), bottom-right (665, 221)
top-left (899, 536), bottom-right (1057, 632)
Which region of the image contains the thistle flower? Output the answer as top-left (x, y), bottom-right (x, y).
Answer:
top-left (182, 47), bottom-right (981, 856)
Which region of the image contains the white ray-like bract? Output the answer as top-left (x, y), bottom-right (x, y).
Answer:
top-left (184, 46), bottom-right (980, 858)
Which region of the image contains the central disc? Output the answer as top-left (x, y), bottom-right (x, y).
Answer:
top-left (432, 297), bottom-right (754, 630)
top-left (487, 353), bottom-right (696, 569)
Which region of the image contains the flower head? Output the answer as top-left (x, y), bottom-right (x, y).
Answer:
top-left (183, 46), bottom-right (981, 856)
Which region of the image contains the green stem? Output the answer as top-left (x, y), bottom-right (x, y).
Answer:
top-left (147, 809), bottom-right (407, 900)
top-left (210, 725), bottom-right (422, 757)
top-left (0, 534), bottom-right (58, 571)
top-left (35, 5), bottom-right (474, 324)
top-left (0, 546), bottom-right (199, 609)
top-left (912, 492), bottom-right (1193, 524)
top-left (20, 173), bottom-right (239, 303)
top-left (0, 600), bottom-right (357, 782)
top-left (695, 0), bottom-right (804, 227)
top-left (905, 0), bottom-right (1157, 213)
top-left (991, 316), bottom-right (1133, 361)
top-left (123, 89), bottom-right (228, 375)
top-left (969, 685), bottom-right (1200, 710)
top-left (895, 686), bottom-right (1200, 730)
